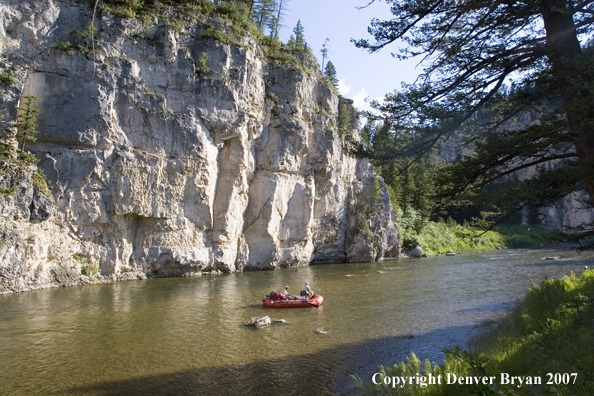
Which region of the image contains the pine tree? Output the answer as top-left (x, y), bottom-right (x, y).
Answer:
top-left (271, 0), bottom-right (289, 39)
top-left (398, 168), bottom-right (415, 216)
top-left (324, 61), bottom-right (338, 89)
top-left (292, 19), bottom-right (305, 46)
top-left (266, 13), bottom-right (279, 38)
top-left (320, 38), bottom-right (329, 71)
top-left (16, 95), bottom-right (39, 153)
top-left (354, 0), bottom-right (594, 228)
top-left (252, 0), bottom-right (276, 32)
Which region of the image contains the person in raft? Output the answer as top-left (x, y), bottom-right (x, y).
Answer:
top-left (300, 282), bottom-right (313, 298)
top-left (280, 286), bottom-right (290, 298)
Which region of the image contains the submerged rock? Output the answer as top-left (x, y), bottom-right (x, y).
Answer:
top-left (245, 316), bottom-right (271, 328)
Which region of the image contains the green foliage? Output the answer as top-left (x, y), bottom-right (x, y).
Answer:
top-left (194, 52), bottom-right (211, 78)
top-left (356, 120), bottom-right (438, 222)
top-left (320, 38), bottom-right (329, 71)
top-left (395, 209), bottom-right (506, 253)
top-left (354, 0), bottom-right (594, 227)
top-left (259, 34), bottom-right (312, 72)
top-left (0, 69), bottom-right (17, 86)
top-left (252, 0), bottom-right (276, 32)
top-left (266, 91), bottom-right (279, 104)
top-left (0, 96), bottom-right (52, 197)
top-left (373, 178), bottom-right (382, 208)
top-left (54, 39), bottom-right (102, 55)
top-left (355, 348), bottom-right (513, 396)
top-left (72, 22), bottom-right (97, 40)
top-left (292, 19), bottom-right (304, 46)
top-left (16, 96), bottom-right (39, 152)
top-left (74, 253), bottom-right (100, 276)
top-left (100, 0), bottom-right (145, 18)
top-left (496, 225), bottom-right (563, 248)
top-left (55, 40), bottom-right (75, 51)
top-left (482, 271), bottom-right (594, 395)
top-left (201, 27), bottom-right (237, 44)
top-left (360, 219), bottom-right (374, 243)
top-left (0, 145), bottom-right (51, 198)
top-left (100, 0), bottom-right (314, 73)
top-left (357, 270), bottom-right (594, 395)
top-left (314, 106), bottom-right (328, 118)
top-left (392, 194), bottom-right (562, 254)
top-left (31, 170), bottom-right (52, 197)
top-left (506, 234), bottom-right (535, 249)
top-left (338, 103), bottom-right (354, 137)
top-left (324, 60), bottom-right (338, 90)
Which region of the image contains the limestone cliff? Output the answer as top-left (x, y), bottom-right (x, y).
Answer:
top-left (0, 0), bottom-right (399, 293)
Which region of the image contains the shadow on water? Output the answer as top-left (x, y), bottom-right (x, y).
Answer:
top-left (63, 325), bottom-right (479, 396)
top-left (518, 260), bottom-right (589, 268)
top-left (456, 301), bottom-right (517, 313)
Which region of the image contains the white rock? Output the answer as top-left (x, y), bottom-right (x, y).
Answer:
top-left (0, 0), bottom-right (401, 293)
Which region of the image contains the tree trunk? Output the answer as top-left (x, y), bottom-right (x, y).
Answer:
top-left (248, 0), bottom-right (254, 17)
top-left (540, 0), bottom-right (594, 203)
top-left (274, 0), bottom-right (284, 39)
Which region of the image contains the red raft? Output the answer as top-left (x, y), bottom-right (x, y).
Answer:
top-left (262, 294), bottom-right (324, 308)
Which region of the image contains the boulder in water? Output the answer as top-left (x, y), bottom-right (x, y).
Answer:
top-left (408, 246), bottom-right (423, 258)
top-left (244, 316), bottom-right (271, 328)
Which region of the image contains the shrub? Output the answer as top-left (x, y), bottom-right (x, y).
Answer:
top-left (194, 52), bottom-right (210, 78)
top-left (506, 234), bottom-right (535, 248)
top-left (266, 91), bottom-right (279, 104)
top-left (0, 70), bottom-right (17, 86)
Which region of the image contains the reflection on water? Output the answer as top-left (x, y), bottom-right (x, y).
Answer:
top-left (0, 247), bottom-right (592, 395)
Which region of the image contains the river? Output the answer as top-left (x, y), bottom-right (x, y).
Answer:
top-left (1, 246), bottom-right (592, 395)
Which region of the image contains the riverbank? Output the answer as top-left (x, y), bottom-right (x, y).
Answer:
top-left (1, 223), bottom-right (570, 295)
top-left (401, 221), bottom-right (567, 255)
top-left (356, 268), bottom-right (594, 395)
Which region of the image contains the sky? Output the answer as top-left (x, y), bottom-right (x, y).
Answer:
top-left (277, 0), bottom-right (422, 113)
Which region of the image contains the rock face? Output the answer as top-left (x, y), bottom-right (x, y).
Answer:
top-left (0, 0), bottom-right (399, 293)
top-left (535, 191), bottom-right (594, 232)
top-left (438, 112), bottom-right (593, 233)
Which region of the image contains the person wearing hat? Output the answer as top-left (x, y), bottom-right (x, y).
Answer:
top-left (300, 282), bottom-right (313, 298)
top-left (280, 286), bottom-right (290, 298)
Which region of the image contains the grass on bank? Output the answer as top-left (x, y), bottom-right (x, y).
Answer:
top-left (355, 270), bottom-right (594, 395)
top-left (398, 209), bottom-right (565, 254)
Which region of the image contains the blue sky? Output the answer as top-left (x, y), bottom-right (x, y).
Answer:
top-left (278, 0), bottom-right (422, 112)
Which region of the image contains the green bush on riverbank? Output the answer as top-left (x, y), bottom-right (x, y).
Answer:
top-left (355, 270), bottom-right (594, 395)
top-left (399, 210), bottom-right (564, 254)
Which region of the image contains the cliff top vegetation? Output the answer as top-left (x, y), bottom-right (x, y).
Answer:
top-left (98, 0), bottom-right (319, 74)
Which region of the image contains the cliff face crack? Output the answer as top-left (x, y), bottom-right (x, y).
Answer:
top-left (32, 68), bottom-right (70, 78)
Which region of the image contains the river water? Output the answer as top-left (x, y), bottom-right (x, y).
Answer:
top-left (1, 246), bottom-right (592, 396)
